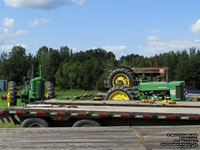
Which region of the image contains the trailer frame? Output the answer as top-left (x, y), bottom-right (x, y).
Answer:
top-left (1, 100), bottom-right (200, 127)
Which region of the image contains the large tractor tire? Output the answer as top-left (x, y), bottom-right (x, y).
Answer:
top-left (105, 86), bottom-right (135, 101)
top-left (7, 81), bottom-right (17, 107)
top-left (21, 118), bottom-right (49, 128)
top-left (45, 82), bottom-right (55, 99)
top-left (107, 67), bottom-right (134, 89)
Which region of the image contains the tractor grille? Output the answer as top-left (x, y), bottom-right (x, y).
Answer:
top-left (176, 85), bottom-right (184, 99)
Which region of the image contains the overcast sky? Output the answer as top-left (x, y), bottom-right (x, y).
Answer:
top-left (1, 0), bottom-right (200, 58)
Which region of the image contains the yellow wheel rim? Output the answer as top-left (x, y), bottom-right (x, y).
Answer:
top-left (112, 73), bottom-right (130, 87)
top-left (45, 88), bottom-right (48, 99)
top-left (108, 91), bottom-right (130, 100)
top-left (7, 88), bottom-right (10, 107)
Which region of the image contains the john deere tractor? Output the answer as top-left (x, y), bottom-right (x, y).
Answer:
top-left (105, 67), bottom-right (186, 101)
top-left (106, 67), bottom-right (169, 88)
top-left (7, 65), bottom-right (55, 107)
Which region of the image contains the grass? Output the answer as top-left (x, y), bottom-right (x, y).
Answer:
top-left (0, 89), bottom-right (100, 109)
top-left (0, 123), bottom-right (20, 128)
top-left (0, 91), bottom-right (8, 109)
top-left (55, 89), bottom-right (100, 96)
top-left (0, 89), bottom-right (99, 128)
top-left (0, 91), bottom-right (18, 128)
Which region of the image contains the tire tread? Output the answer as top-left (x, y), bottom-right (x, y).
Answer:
top-left (107, 67), bottom-right (134, 88)
top-left (105, 85), bottom-right (136, 100)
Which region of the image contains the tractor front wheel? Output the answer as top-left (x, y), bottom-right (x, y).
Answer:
top-left (105, 86), bottom-right (135, 101)
top-left (7, 81), bottom-right (17, 107)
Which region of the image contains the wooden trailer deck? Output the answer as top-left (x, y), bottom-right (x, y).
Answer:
top-left (6, 103), bottom-right (200, 116)
top-left (0, 126), bottom-right (199, 150)
top-left (44, 99), bottom-right (200, 108)
top-left (2, 100), bottom-right (200, 125)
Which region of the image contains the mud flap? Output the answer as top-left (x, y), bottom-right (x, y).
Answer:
top-left (0, 111), bottom-right (20, 124)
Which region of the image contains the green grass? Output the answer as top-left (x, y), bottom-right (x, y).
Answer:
top-left (0, 91), bottom-right (8, 109)
top-left (0, 91), bottom-right (19, 128)
top-left (0, 89), bottom-right (99, 128)
top-left (0, 92), bottom-right (13, 128)
top-left (0, 89), bottom-right (100, 109)
top-left (0, 91), bottom-right (24, 109)
top-left (55, 89), bottom-right (100, 97)
top-left (0, 123), bottom-right (20, 128)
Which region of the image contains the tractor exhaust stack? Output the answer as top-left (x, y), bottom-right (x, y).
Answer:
top-left (32, 65), bottom-right (35, 78)
top-left (40, 65), bottom-right (43, 78)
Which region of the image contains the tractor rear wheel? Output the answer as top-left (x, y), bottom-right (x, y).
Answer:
top-left (105, 86), bottom-right (135, 101)
top-left (7, 81), bottom-right (17, 107)
top-left (45, 82), bottom-right (55, 99)
top-left (107, 67), bottom-right (134, 88)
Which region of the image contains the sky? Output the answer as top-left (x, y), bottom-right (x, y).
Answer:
top-left (1, 0), bottom-right (200, 58)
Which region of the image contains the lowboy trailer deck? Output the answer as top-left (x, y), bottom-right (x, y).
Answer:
top-left (1, 100), bottom-right (200, 127)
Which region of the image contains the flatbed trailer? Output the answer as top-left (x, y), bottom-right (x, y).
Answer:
top-left (1, 100), bottom-right (200, 127)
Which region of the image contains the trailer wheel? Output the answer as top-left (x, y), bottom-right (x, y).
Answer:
top-left (72, 119), bottom-right (101, 127)
top-left (21, 118), bottom-right (49, 128)
top-left (7, 81), bottom-right (17, 107)
top-left (45, 82), bottom-right (55, 99)
top-left (107, 67), bottom-right (134, 88)
top-left (105, 86), bottom-right (135, 101)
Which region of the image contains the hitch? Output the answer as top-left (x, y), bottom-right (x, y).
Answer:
top-left (1, 95), bottom-right (7, 100)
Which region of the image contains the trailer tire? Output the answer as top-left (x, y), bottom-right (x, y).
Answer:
top-left (7, 81), bottom-right (17, 107)
top-left (21, 118), bottom-right (49, 128)
top-left (107, 67), bottom-right (134, 88)
top-left (72, 119), bottom-right (101, 127)
top-left (45, 82), bottom-right (55, 99)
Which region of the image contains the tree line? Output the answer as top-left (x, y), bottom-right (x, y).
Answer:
top-left (0, 46), bottom-right (199, 90)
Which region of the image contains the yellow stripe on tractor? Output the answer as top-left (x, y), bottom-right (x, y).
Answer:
top-left (7, 88), bottom-right (10, 107)
top-left (45, 88), bottom-right (48, 99)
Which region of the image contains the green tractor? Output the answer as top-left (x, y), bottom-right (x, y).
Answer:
top-left (106, 67), bottom-right (169, 88)
top-left (7, 65), bottom-right (55, 107)
top-left (106, 81), bottom-right (185, 101)
top-left (105, 67), bottom-right (186, 101)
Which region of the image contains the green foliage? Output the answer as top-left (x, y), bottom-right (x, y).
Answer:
top-left (95, 72), bottom-right (108, 91)
top-left (0, 45), bottom-right (200, 90)
top-left (119, 49), bottom-right (200, 89)
top-left (55, 49), bottom-right (117, 90)
top-left (36, 46), bottom-right (61, 83)
top-left (0, 46), bottom-right (32, 84)
top-left (175, 50), bottom-right (190, 81)
top-left (188, 51), bottom-right (200, 89)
